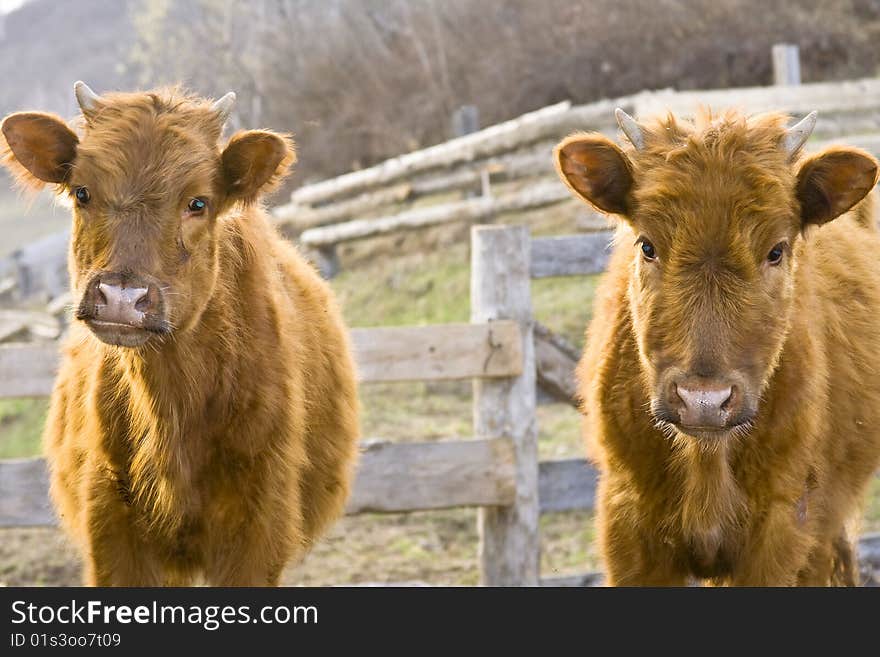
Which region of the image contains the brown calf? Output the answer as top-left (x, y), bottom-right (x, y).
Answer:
top-left (555, 108), bottom-right (880, 585)
top-left (0, 84), bottom-right (359, 586)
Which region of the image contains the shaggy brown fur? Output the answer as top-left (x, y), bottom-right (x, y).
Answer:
top-left (0, 87), bottom-right (359, 586)
top-left (554, 109), bottom-right (880, 586)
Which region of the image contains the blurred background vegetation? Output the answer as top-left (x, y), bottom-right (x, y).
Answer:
top-left (1, 0), bottom-right (879, 185)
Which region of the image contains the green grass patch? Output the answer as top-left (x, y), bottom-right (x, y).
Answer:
top-left (333, 243), bottom-right (470, 329)
top-left (532, 274), bottom-right (602, 350)
top-left (0, 398), bottom-right (47, 459)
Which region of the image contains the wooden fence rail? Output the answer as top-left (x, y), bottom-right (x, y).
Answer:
top-left (0, 320), bottom-right (524, 396)
top-left (1, 447), bottom-right (601, 527)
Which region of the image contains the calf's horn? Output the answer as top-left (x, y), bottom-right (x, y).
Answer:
top-left (212, 91), bottom-right (236, 124)
top-left (783, 111), bottom-right (818, 158)
top-left (74, 81), bottom-right (100, 113)
top-left (615, 108), bottom-right (646, 151)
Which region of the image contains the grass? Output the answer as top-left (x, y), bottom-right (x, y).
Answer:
top-left (0, 398), bottom-right (47, 459)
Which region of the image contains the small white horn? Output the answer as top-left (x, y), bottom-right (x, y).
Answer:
top-left (212, 91), bottom-right (236, 124)
top-left (74, 80), bottom-right (100, 113)
top-left (783, 111), bottom-right (817, 158)
top-left (615, 107), bottom-right (646, 151)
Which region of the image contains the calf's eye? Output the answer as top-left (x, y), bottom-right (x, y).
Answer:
top-left (767, 242), bottom-right (786, 266)
top-left (74, 186), bottom-right (90, 206)
top-left (640, 239), bottom-right (657, 262)
top-left (187, 198), bottom-right (207, 214)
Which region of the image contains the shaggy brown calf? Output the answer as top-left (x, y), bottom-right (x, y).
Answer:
top-left (0, 83), bottom-right (359, 586)
top-left (555, 108), bottom-right (880, 586)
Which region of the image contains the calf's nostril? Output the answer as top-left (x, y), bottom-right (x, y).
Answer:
top-left (135, 290), bottom-right (151, 313)
top-left (720, 387), bottom-right (735, 411)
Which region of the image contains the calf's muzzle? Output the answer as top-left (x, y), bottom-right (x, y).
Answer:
top-left (674, 381), bottom-right (734, 428)
top-left (655, 370), bottom-right (756, 437)
top-left (76, 271), bottom-right (167, 347)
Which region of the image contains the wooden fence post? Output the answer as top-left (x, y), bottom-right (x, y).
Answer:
top-left (471, 224), bottom-right (539, 586)
top-left (772, 43), bottom-right (801, 86)
top-left (451, 104), bottom-right (480, 138)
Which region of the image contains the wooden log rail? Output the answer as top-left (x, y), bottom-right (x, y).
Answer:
top-left (273, 147), bottom-right (555, 235)
top-left (298, 179), bottom-right (573, 249)
top-left (287, 101), bottom-right (581, 207)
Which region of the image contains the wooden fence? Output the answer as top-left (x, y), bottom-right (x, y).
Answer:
top-left (2, 225), bottom-right (880, 585)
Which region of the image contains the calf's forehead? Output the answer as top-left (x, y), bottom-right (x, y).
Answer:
top-left (630, 138), bottom-right (800, 248)
top-left (72, 101), bottom-right (222, 201)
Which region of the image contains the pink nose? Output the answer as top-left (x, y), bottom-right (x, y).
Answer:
top-left (674, 383), bottom-right (733, 428)
top-left (95, 282), bottom-right (151, 326)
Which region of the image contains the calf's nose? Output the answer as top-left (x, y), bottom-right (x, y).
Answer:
top-left (674, 382), bottom-right (733, 429)
top-left (96, 282), bottom-right (150, 326)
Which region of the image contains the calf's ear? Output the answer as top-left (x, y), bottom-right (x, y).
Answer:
top-left (221, 130), bottom-right (296, 204)
top-left (0, 112), bottom-right (79, 190)
top-left (796, 147), bottom-right (878, 226)
top-left (554, 133), bottom-right (634, 216)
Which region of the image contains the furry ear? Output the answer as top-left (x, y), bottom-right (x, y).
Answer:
top-left (221, 130), bottom-right (296, 203)
top-left (796, 147), bottom-right (879, 226)
top-left (0, 112), bottom-right (79, 190)
top-left (554, 132), bottom-right (634, 216)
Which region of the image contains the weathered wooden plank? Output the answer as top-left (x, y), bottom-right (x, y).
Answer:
top-left (635, 77), bottom-right (880, 121)
top-left (300, 195), bottom-right (496, 247)
top-left (530, 231), bottom-right (614, 278)
top-left (346, 437), bottom-right (516, 514)
top-left (0, 454), bottom-right (606, 527)
top-left (0, 321), bottom-right (523, 399)
top-left (539, 458), bottom-right (597, 513)
top-left (274, 148), bottom-right (556, 234)
top-left (0, 458), bottom-right (54, 527)
top-left (299, 179), bottom-right (571, 249)
top-left (351, 321), bottom-right (522, 383)
top-left (273, 183), bottom-right (413, 234)
top-left (0, 438), bottom-right (516, 526)
top-left (472, 225), bottom-right (540, 586)
top-left (534, 323), bottom-right (580, 406)
top-left (289, 101), bottom-right (573, 207)
top-left (772, 43), bottom-right (801, 86)
top-left (0, 343), bottom-right (59, 398)
top-left (0, 276), bottom-right (16, 304)
top-left (45, 291), bottom-right (73, 319)
top-left (0, 310), bottom-right (61, 343)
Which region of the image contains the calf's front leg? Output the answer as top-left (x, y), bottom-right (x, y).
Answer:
top-left (598, 497), bottom-right (686, 586)
top-left (729, 503), bottom-right (813, 586)
top-left (83, 476), bottom-right (162, 586)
